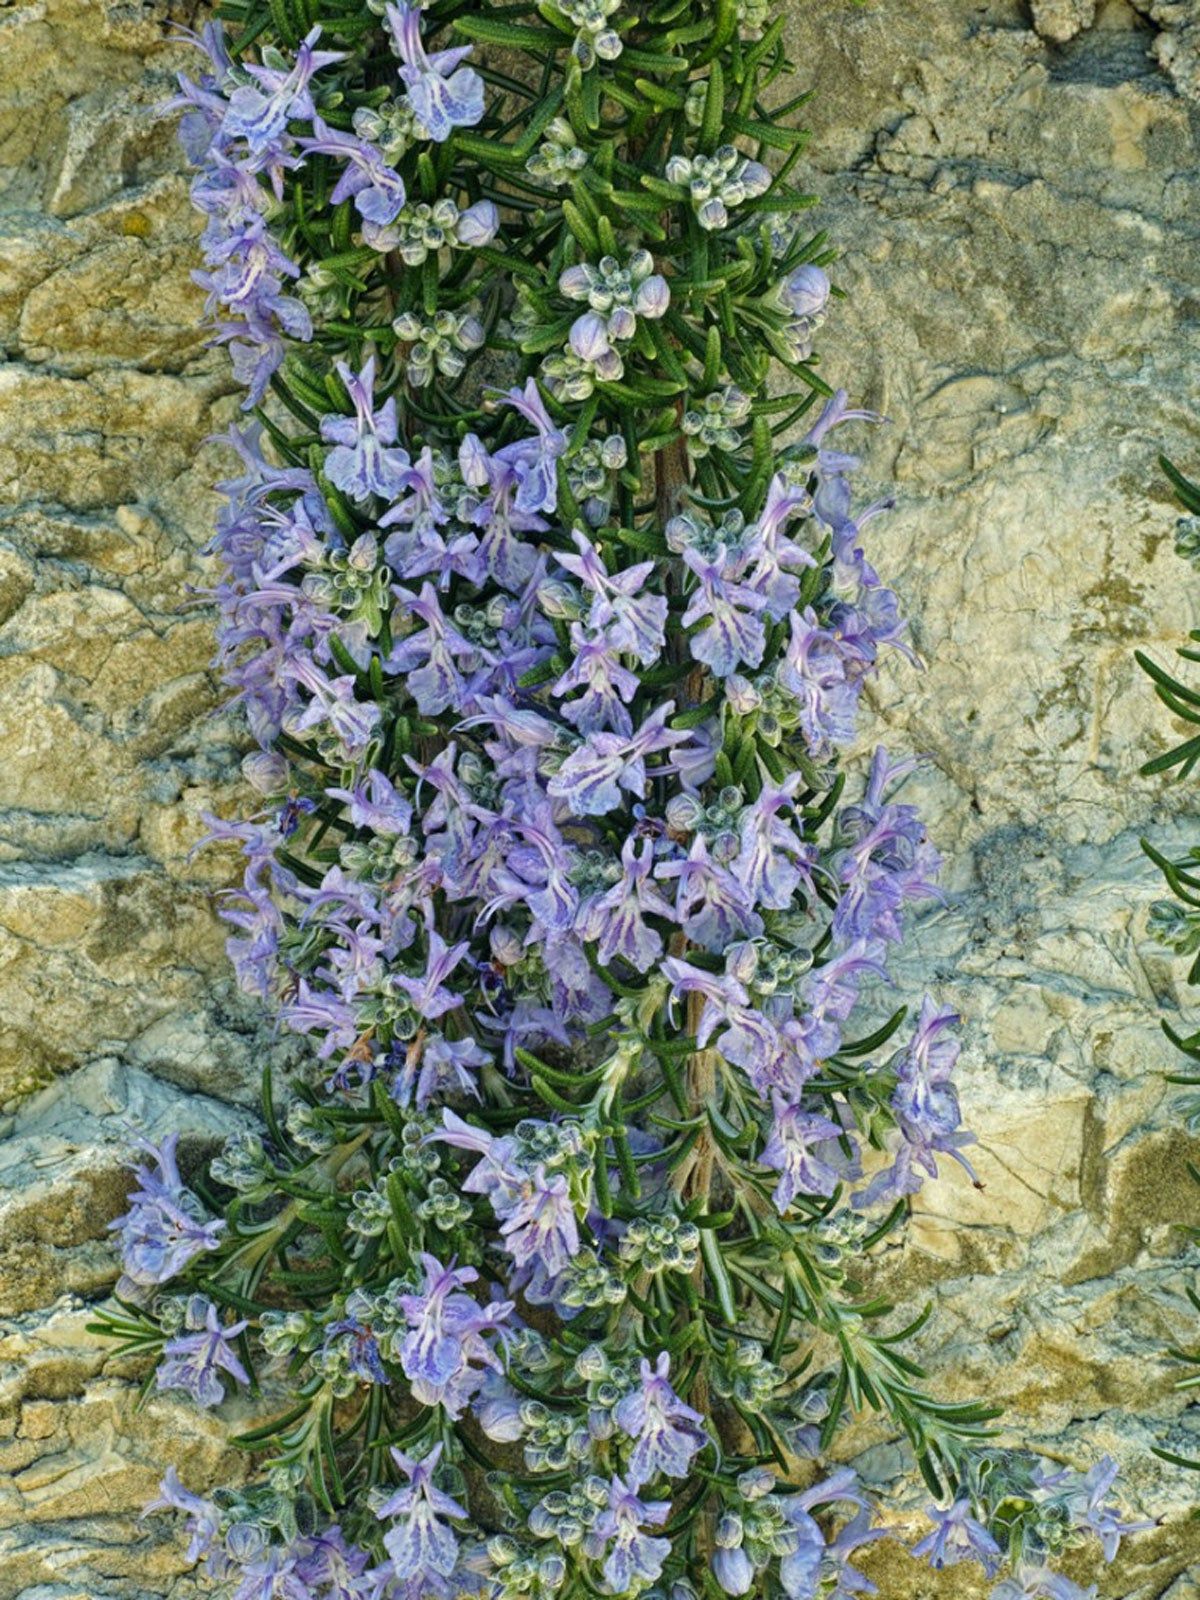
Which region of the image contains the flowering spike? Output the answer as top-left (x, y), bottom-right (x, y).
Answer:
top-left (106, 10), bottom-right (1150, 1599)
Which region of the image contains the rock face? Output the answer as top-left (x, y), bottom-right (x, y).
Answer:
top-left (0, 0), bottom-right (1197, 1595)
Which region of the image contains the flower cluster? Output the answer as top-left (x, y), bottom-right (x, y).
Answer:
top-left (97, 4), bottom-right (1150, 1597)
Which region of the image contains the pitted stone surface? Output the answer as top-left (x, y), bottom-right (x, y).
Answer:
top-left (1, 0), bottom-right (1198, 1595)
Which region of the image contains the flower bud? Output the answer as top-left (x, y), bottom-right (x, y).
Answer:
top-left (490, 924), bottom-right (524, 965)
top-left (712, 1546), bottom-right (754, 1596)
top-left (726, 941), bottom-right (759, 985)
top-left (634, 273), bottom-right (671, 319)
top-left (715, 1512), bottom-right (745, 1548)
top-left (570, 311), bottom-right (611, 364)
top-left (242, 749), bottom-right (289, 794)
top-left (780, 263), bottom-right (830, 319)
top-left (725, 674), bottom-right (762, 715)
top-left (456, 199), bottom-right (499, 247)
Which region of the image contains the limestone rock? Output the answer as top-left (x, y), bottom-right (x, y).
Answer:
top-left (1032, 0), bottom-right (1099, 43)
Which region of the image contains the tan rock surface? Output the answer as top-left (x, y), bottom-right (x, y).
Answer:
top-left (1, 0), bottom-right (1198, 1594)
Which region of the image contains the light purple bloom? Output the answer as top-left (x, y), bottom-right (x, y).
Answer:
top-left (391, 929), bottom-right (470, 1020)
top-left (156, 1299), bottom-right (249, 1408)
top-left (376, 1443), bottom-right (467, 1581)
top-left (144, 1468), bottom-right (221, 1565)
top-left (549, 703), bottom-right (688, 817)
top-left (109, 1133), bottom-right (225, 1293)
top-left (326, 768), bottom-right (413, 836)
top-left (778, 609), bottom-right (862, 752)
top-left (392, 1032), bottom-right (490, 1109)
top-left (713, 1544), bottom-right (755, 1596)
top-left (656, 833), bottom-right (763, 951)
top-left (779, 264), bottom-right (831, 319)
top-left (733, 773), bottom-right (818, 911)
top-left (434, 1110), bottom-right (583, 1294)
top-left (396, 1253), bottom-right (512, 1416)
top-left (324, 1316), bottom-right (389, 1386)
top-left (552, 623), bottom-right (640, 735)
top-left (855, 996), bottom-right (978, 1210)
top-left (282, 660), bottom-right (382, 756)
top-left (586, 1477), bottom-right (671, 1594)
top-left (492, 378), bottom-right (568, 518)
top-left (320, 356), bottom-right (411, 503)
top-left (555, 531), bottom-right (668, 665)
top-left (577, 835), bottom-right (676, 972)
top-left (612, 1352), bottom-right (708, 1487)
top-left (1036, 1457), bottom-right (1155, 1563)
top-left (300, 118), bottom-right (406, 224)
top-left (777, 1471), bottom-right (868, 1600)
top-left (911, 1499), bottom-right (1002, 1576)
top-left (681, 545), bottom-right (768, 677)
top-left (457, 199), bottom-right (500, 247)
top-left (221, 27), bottom-right (344, 157)
top-left (992, 1570), bottom-right (1099, 1600)
top-left (760, 1099), bottom-right (849, 1210)
top-left (386, 3), bottom-right (485, 141)
top-left (388, 582), bottom-right (481, 715)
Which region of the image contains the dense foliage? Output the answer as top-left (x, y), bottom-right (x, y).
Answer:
top-left (96, 4), bottom-right (1149, 1597)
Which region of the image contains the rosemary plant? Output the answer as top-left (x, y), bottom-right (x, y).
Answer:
top-left (94, 3), bottom-right (1149, 1596)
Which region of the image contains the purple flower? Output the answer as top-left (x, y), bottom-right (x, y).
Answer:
top-left (457, 199), bottom-right (500, 247)
top-left (293, 1527), bottom-right (376, 1600)
top-left (144, 1467), bottom-right (220, 1565)
top-left (222, 27), bottom-right (344, 157)
top-left (612, 1352), bottom-right (708, 1487)
top-left (320, 355), bottom-right (411, 503)
top-left (656, 833), bottom-right (763, 951)
top-left (324, 1317), bottom-right (389, 1386)
top-left (471, 1367), bottom-right (525, 1443)
top-left (300, 118), bottom-right (406, 224)
top-left (1036, 1457), bottom-right (1155, 1563)
top-left (392, 1032), bottom-right (489, 1109)
top-left (777, 1471), bottom-right (868, 1600)
top-left (779, 264), bottom-right (830, 319)
top-left (577, 835), bottom-right (676, 972)
top-left (376, 1444), bottom-right (467, 1581)
top-left (855, 996), bottom-right (978, 1210)
top-left (549, 703), bottom-right (688, 817)
top-left (492, 379), bottom-right (568, 518)
top-left (555, 531), bottom-right (669, 666)
top-left (434, 1111), bottom-right (584, 1294)
top-left (681, 545), bottom-right (768, 677)
top-left (156, 1298), bottom-right (250, 1408)
top-left (282, 660), bottom-right (381, 756)
top-left (733, 774), bottom-right (818, 911)
top-left (386, 3), bottom-right (485, 141)
top-left (911, 1499), bottom-right (1002, 1577)
top-left (585, 1477), bottom-right (671, 1594)
top-left (552, 624), bottom-right (640, 735)
top-left (569, 311), bottom-right (624, 380)
top-left (713, 1544), bottom-right (755, 1596)
top-left (388, 583), bottom-right (481, 715)
top-left (109, 1134), bottom-right (225, 1293)
top-left (992, 1570), bottom-right (1099, 1600)
top-left (396, 1253), bottom-right (512, 1416)
top-left (392, 929), bottom-right (470, 1019)
top-left (778, 609), bottom-right (862, 752)
top-left (326, 768), bottom-right (413, 836)
top-left (759, 1100), bottom-right (848, 1211)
